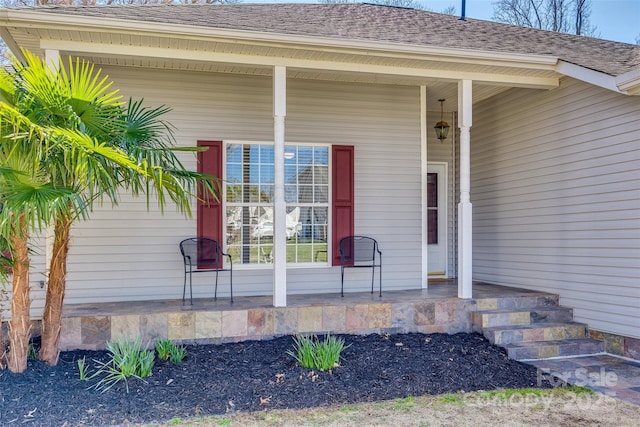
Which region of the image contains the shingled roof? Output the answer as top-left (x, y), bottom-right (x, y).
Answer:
top-left (13, 3), bottom-right (640, 77)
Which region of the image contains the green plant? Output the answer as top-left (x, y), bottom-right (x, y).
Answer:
top-left (27, 343), bottom-right (38, 360)
top-left (287, 333), bottom-right (350, 372)
top-left (77, 356), bottom-right (90, 381)
top-left (155, 338), bottom-right (187, 364)
top-left (92, 336), bottom-right (155, 393)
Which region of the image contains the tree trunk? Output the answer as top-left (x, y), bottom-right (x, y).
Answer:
top-left (0, 286), bottom-right (6, 370)
top-left (7, 214), bottom-right (31, 373)
top-left (39, 214), bottom-right (71, 366)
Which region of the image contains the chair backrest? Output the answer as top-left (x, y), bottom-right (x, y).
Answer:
top-left (339, 235), bottom-right (378, 265)
top-left (180, 237), bottom-right (220, 269)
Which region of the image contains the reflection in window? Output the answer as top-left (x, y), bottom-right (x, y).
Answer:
top-left (226, 143), bottom-right (329, 265)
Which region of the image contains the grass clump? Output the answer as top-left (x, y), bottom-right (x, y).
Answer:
top-left (287, 333), bottom-right (350, 372)
top-left (92, 336), bottom-right (155, 393)
top-left (77, 356), bottom-right (90, 380)
top-left (155, 338), bottom-right (187, 364)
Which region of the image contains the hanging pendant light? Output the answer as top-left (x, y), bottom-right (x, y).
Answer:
top-left (434, 99), bottom-right (450, 142)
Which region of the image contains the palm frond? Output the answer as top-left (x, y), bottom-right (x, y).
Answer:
top-left (0, 181), bottom-right (86, 232)
top-left (62, 56), bottom-right (122, 107)
top-left (118, 98), bottom-right (175, 150)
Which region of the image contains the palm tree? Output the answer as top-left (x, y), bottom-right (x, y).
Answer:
top-left (0, 50), bottom-right (215, 370)
top-left (0, 103), bottom-right (89, 372)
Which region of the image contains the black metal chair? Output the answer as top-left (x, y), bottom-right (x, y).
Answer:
top-left (339, 235), bottom-right (382, 297)
top-left (179, 237), bottom-right (233, 304)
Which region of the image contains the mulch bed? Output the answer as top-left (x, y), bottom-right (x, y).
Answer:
top-left (0, 332), bottom-right (559, 426)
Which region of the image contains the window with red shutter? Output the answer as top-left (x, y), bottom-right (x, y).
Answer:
top-left (197, 141), bottom-right (354, 268)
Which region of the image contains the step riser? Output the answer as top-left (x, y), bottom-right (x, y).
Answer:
top-left (506, 341), bottom-right (604, 360)
top-left (485, 325), bottom-right (587, 345)
top-left (476, 292), bottom-right (604, 360)
top-left (472, 308), bottom-right (574, 329)
top-left (476, 295), bottom-right (559, 311)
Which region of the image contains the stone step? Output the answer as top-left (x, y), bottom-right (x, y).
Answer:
top-left (482, 322), bottom-right (588, 345)
top-left (472, 306), bottom-right (574, 329)
top-left (502, 338), bottom-right (605, 360)
top-left (476, 294), bottom-right (560, 311)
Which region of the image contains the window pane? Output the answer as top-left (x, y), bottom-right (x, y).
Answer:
top-left (299, 185), bottom-right (313, 203)
top-left (285, 184), bottom-right (297, 203)
top-left (260, 145), bottom-right (274, 164)
top-left (226, 207), bottom-right (242, 245)
top-left (314, 165), bottom-right (328, 185)
top-left (260, 167), bottom-right (274, 184)
top-left (284, 146), bottom-right (297, 164)
top-left (298, 167), bottom-right (313, 184)
top-left (314, 186), bottom-right (328, 203)
top-left (226, 142), bottom-right (329, 265)
top-left (298, 146), bottom-right (313, 166)
top-left (428, 209), bottom-right (438, 244)
top-left (427, 173), bottom-right (438, 207)
top-left (227, 144), bottom-right (242, 163)
top-left (260, 185), bottom-right (274, 203)
top-left (226, 164), bottom-right (242, 183)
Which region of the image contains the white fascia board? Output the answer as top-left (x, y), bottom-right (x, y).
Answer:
top-left (39, 39), bottom-right (559, 89)
top-left (615, 68), bottom-right (640, 96)
top-left (556, 60), bottom-right (631, 95)
top-left (0, 26), bottom-right (24, 62)
top-left (2, 9), bottom-right (559, 71)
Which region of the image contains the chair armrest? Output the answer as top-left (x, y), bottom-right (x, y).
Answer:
top-left (221, 251), bottom-right (233, 268)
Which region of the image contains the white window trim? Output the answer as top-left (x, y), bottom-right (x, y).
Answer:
top-left (223, 140), bottom-right (332, 270)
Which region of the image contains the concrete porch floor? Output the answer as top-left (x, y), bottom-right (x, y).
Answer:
top-left (62, 281), bottom-right (544, 317)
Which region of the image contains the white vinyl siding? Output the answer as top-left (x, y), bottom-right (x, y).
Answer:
top-left (38, 68), bottom-right (424, 305)
top-left (472, 77), bottom-right (640, 339)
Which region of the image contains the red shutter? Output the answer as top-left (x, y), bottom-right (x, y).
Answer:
top-left (332, 145), bottom-right (354, 266)
top-left (197, 140), bottom-right (223, 268)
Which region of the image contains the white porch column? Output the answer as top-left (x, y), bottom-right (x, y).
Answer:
top-left (420, 85), bottom-right (429, 289)
top-left (45, 49), bottom-right (60, 70)
top-left (273, 66), bottom-right (287, 307)
top-left (457, 80), bottom-right (473, 299)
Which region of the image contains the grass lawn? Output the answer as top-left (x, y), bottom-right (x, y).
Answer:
top-left (155, 387), bottom-right (640, 426)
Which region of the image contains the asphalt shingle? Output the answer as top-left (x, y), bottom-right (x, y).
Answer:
top-left (26, 3), bottom-right (640, 77)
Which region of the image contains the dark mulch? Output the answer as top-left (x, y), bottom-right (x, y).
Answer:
top-left (0, 332), bottom-right (560, 426)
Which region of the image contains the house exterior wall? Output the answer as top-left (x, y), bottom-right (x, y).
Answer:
top-left (472, 77), bottom-right (640, 339)
top-left (26, 67), bottom-right (425, 307)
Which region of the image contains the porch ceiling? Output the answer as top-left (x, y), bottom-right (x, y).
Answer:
top-left (1, 18), bottom-right (562, 111)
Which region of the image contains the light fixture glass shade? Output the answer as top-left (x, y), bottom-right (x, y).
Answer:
top-left (434, 98), bottom-right (449, 142)
top-left (434, 121), bottom-right (450, 141)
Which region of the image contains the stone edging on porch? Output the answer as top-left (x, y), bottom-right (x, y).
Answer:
top-left (59, 298), bottom-right (477, 351)
top-left (589, 330), bottom-right (640, 360)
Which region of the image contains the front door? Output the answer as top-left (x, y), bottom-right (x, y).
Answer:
top-left (427, 163), bottom-right (448, 276)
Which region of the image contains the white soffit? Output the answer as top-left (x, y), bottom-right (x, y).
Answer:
top-left (38, 37), bottom-right (560, 90)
